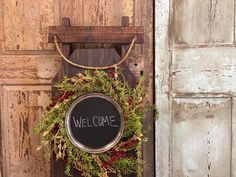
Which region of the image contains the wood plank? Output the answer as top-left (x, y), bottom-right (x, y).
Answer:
top-left (129, 0), bottom-right (143, 77)
top-left (141, 0), bottom-right (155, 177)
top-left (84, 0), bottom-right (107, 49)
top-left (0, 0), bottom-right (3, 51)
top-left (172, 98), bottom-right (231, 177)
top-left (0, 55), bottom-right (61, 84)
top-left (172, 47), bottom-right (236, 93)
top-left (155, 0), bottom-right (171, 177)
top-left (104, 0), bottom-right (134, 26)
top-left (48, 26), bottom-right (144, 44)
top-left (2, 0), bottom-right (55, 51)
top-left (172, 0), bottom-right (234, 45)
top-left (0, 86), bottom-right (2, 177)
top-left (232, 98), bottom-right (236, 177)
top-left (84, 0), bottom-right (104, 26)
top-left (60, 0), bottom-right (84, 26)
top-left (1, 85), bottom-right (51, 177)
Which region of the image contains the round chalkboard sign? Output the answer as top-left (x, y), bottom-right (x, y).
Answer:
top-left (65, 93), bottom-right (124, 153)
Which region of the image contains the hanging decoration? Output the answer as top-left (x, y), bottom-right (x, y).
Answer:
top-left (34, 69), bottom-right (157, 177)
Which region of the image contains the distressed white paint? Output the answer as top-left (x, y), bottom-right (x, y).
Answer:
top-left (172, 98), bottom-right (231, 177)
top-left (155, 0), bottom-right (171, 177)
top-left (232, 98), bottom-right (236, 177)
top-left (173, 0), bottom-right (234, 45)
top-left (172, 47), bottom-right (236, 93)
top-left (155, 0), bottom-right (235, 176)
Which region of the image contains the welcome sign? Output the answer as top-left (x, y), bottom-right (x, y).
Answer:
top-left (65, 93), bottom-right (124, 153)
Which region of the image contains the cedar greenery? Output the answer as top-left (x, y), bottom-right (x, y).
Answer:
top-left (34, 69), bottom-right (155, 177)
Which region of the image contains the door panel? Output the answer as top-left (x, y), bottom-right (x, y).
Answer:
top-left (172, 0), bottom-right (234, 45)
top-left (0, 55), bottom-right (61, 84)
top-left (2, 0), bottom-right (55, 51)
top-left (172, 48), bottom-right (236, 93)
top-left (232, 98), bottom-right (236, 177)
top-left (1, 86), bottom-right (51, 177)
top-left (0, 0), bottom-right (154, 176)
top-left (155, 0), bottom-right (236, 177)
top-left (172, 98), bottom-right (231, 177)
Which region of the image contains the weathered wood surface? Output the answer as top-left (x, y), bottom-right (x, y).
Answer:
top-left (232, 98), bottom-right (236, 177)
top-left (156, 0), bottom-right (236, 177)
top-left (0, 55), bottom-right (61, 84)
top-left (231, 97), bottom-right (236, 177)
top-left (155, 1), bottom-right (171, 177)
top-left (1, 86), bottom-right (51, 177)
top-left (141, 0), bottom-right (154, 176)
top-left (2, 0), bottom-right (55, 51)
top-left (172, 47), bottom-right (236, 93)
top-left (48, 26), bottom-right (144, 44)
top-left (0, 0), bottom-right (154, 177)
top-left (172, 0), bottom-right (234, 45)
top-left (172, 98), bottom-right (231, 177)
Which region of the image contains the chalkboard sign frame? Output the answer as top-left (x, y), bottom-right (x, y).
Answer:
top-left (65, 93), bottom-right (125, 153)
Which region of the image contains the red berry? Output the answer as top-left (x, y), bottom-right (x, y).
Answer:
top-left (51, 123), bottom-right (59, 135)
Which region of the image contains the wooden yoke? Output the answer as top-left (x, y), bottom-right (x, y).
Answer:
top-left (49, 16), bottom-right (144, 177)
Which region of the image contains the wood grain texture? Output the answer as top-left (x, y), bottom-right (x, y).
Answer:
top-left (0, 87), bottom-right (2, 177)
top-left (84, 0), bottom-right (105, 26)
top-left (141, 0), bottom-right (154, 177)
top-left (60, 0), bottom-right (84, 26)
top-left (172, 98), bottom-right (231, 177)
top-left (48, 26), bottom-right (144, 44)
top-left (1, 86), bottom-right (51, 177)
top-left (0, 0), bottom-right (3, 52)
top-left (2, 0), bottom-right (55, 51)
top-left (60, 0), bottom-right (133, 27)
top-left (172, 47), bottom-right (236, 93)
top-left (157, 0), bottom-right (236, 177)
top-left (155, 0), bottom-right (171, 177)
top-left (0, 55), bottom-right (61, 84)
top-left (104, 0), bottom-right (134, 26)
top-left (172, 0), bottom-right (234, 45)
top-left (233, 98), bottom-right (236, 177)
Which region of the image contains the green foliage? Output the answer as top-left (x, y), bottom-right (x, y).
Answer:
top-left (34, 69), bottom-right (157, 177)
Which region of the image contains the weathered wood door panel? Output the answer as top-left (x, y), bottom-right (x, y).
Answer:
top-left (173, 98), bottom-right (231, 177)
top-left (1, 86), bottom-right (51, 177)
top-left (156, 0), bottom-right (236, 177)
top-left (0, 0), bottom-right (154, 177)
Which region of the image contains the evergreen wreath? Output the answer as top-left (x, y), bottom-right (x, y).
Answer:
top-left (34, 69), bottom-right (156, 177)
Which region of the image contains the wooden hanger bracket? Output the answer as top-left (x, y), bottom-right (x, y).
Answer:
top-left (48, 17), bottom-right (144, 44)
top-left (47, 16), bottom-right (144, 70)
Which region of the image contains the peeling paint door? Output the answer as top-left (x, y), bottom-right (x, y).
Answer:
top-left (0, 0), bottom-right (154, 177)
top-left (155, 1), bottom-right (236, 177)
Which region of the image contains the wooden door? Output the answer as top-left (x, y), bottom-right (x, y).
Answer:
top-left (155, 0), bottom-right (236, 177)
top-left (0, 1), bottom-right (154, 177)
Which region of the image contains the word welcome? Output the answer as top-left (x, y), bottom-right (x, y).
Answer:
top-left (73, 115), bottom-right (119, 128)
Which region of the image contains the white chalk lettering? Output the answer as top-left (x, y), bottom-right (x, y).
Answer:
top-left (82, 118), bottom-right (87, 127)
top-left (110, 116), bottom-right (118, 127)
top-left (98, 116), bottom-right (103, 127)
top-left (102, 116), bottom-right (110, 126)
top-left (93, 116), bottom-right (98, 127)
top-left (72, 115), bottom-right (119, 128)
top-left (73, 116), bottom-right (81, 128)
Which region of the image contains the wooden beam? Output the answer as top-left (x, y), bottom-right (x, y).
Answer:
top-left (48, 26), bottom-right (144, 44)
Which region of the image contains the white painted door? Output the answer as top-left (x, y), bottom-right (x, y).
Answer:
top-left (155, 1), bottom-right (236, 177)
